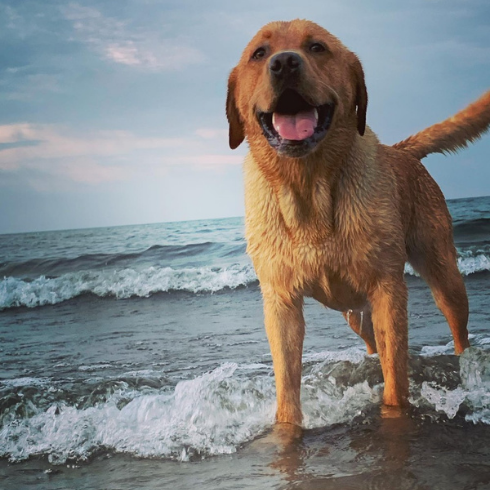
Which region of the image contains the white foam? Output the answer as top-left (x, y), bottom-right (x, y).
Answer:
top-left (302, 380), bottom-right (380, 429)
top-left (405, 253), bottom-right (490, 277)
top-left (2, 251), bottom-right (488, 310)
top-left (3, 345), bottom-right (490, 464)
top-left (420, 343), bottom-right (455, 357)
top-left (0, 264), bottom-right (257, 309)
top-left (420, 382), bottom-right (467, 419)
top-left (457, 254), bottom-right (490, 275)
top-left (303, 346), bottom-right (368, 365)
top-left (120, 369), bottom-right (167, 378)
top-left (0, 363), bottom-right (272, 463)
top-left (418, 347), bottom-right (490, 422)
top-left (0, 377), bottom-right (50, 388)
top-left (0, 360), bottom-right (380, 464)
top-left (460, 347), bottom-right (490, 424)
top-left (404, 263), bottom-right (419, 276)
top-left (420, 334), bottom-right (485, 357)
top-left (78, 364), bottom-right (113, 372)
top-left (460, 347), bottom-right (490, 390)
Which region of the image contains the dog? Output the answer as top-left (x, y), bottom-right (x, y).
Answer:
top-left (226, 19), bottom-right (490, 426)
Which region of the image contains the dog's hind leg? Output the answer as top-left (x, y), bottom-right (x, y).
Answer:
top-left (343, 306), bottom-right (377, 354)
top-left (408, 247), bottom-right (469, 355)
top-left (369, 276), bottom-right (410, 407)
top-left (431, 273), bottom-right (469, 355)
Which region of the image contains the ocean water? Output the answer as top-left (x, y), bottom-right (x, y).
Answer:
top-left (1, 195), bottom-right (490, 489)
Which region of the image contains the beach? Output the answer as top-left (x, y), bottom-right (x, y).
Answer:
top-left (1, 196), bottom-right (490, 489)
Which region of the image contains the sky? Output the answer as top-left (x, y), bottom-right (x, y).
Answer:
top-left (0, 0), bottom-right (489, 234)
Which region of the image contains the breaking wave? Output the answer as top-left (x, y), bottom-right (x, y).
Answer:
top-left (1, 251), bottom-right (489, 310)
top-left (404, 253), bottom-right (490, 276)
top-left (1, 342), bottom-right (490, 464)
top-left (0, 264), bottom-right (257, 309)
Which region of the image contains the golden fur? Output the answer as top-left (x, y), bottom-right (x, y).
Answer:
top-left (226, 19), bottom-right (490, 426)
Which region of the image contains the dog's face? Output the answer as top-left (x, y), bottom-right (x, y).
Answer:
top-left (227, 20), bottom-right (367, 158)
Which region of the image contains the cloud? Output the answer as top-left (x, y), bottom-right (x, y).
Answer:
top-left (0, 124), bottom-right (185, 167)
top-left (62, 2), bottom-right (205, 71)
top-left (0, 123), bottom-right (186, 187)
top-left (21, 158), bottom-right (131, 190)
top-left (58, 158), bottom-right (131, 185)
top-left (105, 43), bottom-right (141, 66)
top-left (0, 123), bottom-right (244, 189)
top-left (2, 73), bottom-right (63, 101)
top-left (195, 128), bottom-right (228, 139)
top-left (177, 154), bottom-right (244, 167)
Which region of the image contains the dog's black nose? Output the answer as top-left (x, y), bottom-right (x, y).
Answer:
top-left (269, 52), bottom-right (302, 79)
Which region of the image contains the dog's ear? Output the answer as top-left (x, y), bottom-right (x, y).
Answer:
top-left (351, 56), bottom-right (368, 136)
top-left (226, 68), bottom-right (245, 149)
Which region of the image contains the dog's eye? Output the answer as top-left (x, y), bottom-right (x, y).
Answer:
top-left (309, 43), bottom-right (326, 53)
top-left (252, 47), bottom-right (266, 60)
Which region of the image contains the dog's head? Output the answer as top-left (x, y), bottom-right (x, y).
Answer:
top-left (227, 20), bottom-right (367, 158)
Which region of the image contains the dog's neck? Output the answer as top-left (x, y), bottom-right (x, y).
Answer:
top-left (248, 128), bottom-right (376, 241)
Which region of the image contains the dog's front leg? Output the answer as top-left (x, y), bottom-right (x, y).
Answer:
top-left (369, 278), bottom-right (409, 408)
top-left (262, 284), bottom-right (305, 426)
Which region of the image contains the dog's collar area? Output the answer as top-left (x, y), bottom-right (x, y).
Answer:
top-left (257, 89), bottom-right (335, 157)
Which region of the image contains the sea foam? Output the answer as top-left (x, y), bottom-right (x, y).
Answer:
top-left (416, 347), bottom-right (490, 424)
top-left (2, 345), bottom-right (490, 464)
top-left (0, 264), bottom-right (257, 309)
top-left (1, 253), bottom-right (488, 309)
top-left (0, 356), bottom-right (379, 464)
top-left (404, 253), bottom-right (490, 276)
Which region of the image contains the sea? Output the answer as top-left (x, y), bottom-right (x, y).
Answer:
top-left (1, 195), bottom-right (490, 490)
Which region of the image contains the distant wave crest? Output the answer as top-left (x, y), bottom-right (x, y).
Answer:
top-left (0, 241), bottom-right (246, 278)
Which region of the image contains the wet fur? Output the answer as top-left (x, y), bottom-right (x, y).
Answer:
top-left (227, 20), bottom-right (490, 426)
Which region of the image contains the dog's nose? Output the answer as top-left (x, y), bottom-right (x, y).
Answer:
top-left (269, 52), bottom-right (302, 79)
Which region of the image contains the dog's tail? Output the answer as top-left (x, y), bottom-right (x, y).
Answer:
top-left (393, 90), bottom-right (490, 159)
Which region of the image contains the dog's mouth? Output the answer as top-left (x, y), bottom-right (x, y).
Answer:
top-left (257, 89), bottom-right (335, 157)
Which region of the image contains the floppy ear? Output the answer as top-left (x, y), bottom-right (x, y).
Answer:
top-left (351, 56), bottom-right (368, 136)
top-left (226, 68), bottom-right (245, 149)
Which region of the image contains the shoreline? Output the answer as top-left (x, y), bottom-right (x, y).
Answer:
top-left (2, 412), bottom-right (490, 490)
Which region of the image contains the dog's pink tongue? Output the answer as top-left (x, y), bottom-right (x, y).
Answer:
top-left (273, 110), bottom-right (317, 140)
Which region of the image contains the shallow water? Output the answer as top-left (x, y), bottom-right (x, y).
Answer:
top-left (1, 196), bottom-right (490, 489)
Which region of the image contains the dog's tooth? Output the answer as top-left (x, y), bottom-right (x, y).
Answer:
top-left (272, 112), bottom-right (277, 128)
top-left (314, 108), bottom-right (318, 123)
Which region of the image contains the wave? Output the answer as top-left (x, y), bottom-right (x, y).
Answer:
top-left (405, 253), bottom-right (490, 276)
top-left (1, 343), bottom-right (490, 464)
top-left (453, 217), bottom-right (490, 240)
top-left (1, 251), bottom-right (489, 310)
top-left (0, 264), bottom-right (257, 309)
top-left (0, 241), bottom-right (247, 278)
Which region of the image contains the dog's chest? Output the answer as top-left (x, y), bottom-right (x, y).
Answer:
top-left (244, 153), bottom-right (378, 302)
top-left (249, 213), bottom-right (361, 274)
top-left (249, 229), bottom-right (368, 309)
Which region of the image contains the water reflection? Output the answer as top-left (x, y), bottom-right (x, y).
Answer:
top-left (258, 407), bottom-right (426, 489)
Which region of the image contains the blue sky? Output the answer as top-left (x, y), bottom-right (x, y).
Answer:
top-left (0, 0), bottom-right (489, 233)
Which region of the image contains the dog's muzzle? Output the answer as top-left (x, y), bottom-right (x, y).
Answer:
top-left (257, 88), bottom-right (335, 158)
